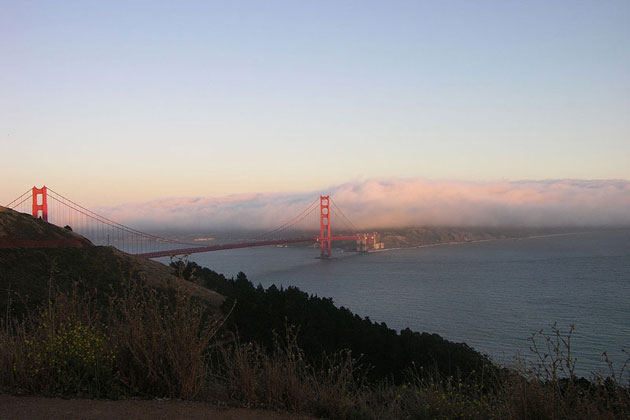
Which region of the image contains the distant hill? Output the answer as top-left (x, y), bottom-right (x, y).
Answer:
top-left (0, 206), bottom-right (223, 316)
top-left (377, 226), bottom-right (576, 248)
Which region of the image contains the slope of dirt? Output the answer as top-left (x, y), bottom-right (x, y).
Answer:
top-left (0, 395), bottom-right (314, 420)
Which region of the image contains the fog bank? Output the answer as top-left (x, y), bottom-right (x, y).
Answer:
top-left (97, 179), bottom-right (630, 232)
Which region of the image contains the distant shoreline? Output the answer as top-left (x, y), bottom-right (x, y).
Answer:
top-left (368, 228), bottom-right (617, 253)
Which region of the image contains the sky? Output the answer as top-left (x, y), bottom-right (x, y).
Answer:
top-left (1, 1), bottom-right (629, 227)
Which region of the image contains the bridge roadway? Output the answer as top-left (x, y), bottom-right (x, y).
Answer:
top-left (136, 235), bottom-right (363, 259)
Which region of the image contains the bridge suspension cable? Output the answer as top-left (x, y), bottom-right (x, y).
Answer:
top-left (5, 186), bottom-right (373, 258)
top-left (267, 203), bottom-right (319, 237)
top-left (6, 194), bottom-right (32, 211)
top-left (46, 188), bottom-right (202, 247)
top-left (41, 195), bottom-right (194, 254)
top-left (5, 189), bottom-right (32, 208)
top-left (330, 197), bottom-right (359, 232)
top-left (255, 197), bottom-right (320, 239)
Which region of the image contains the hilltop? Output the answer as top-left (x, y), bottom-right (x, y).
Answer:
top-left (0, 206), bottom-right (223, 315)
top-left (0, 206), bottom-right (92, 248)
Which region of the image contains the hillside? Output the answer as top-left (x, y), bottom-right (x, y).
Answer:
top-left (0, 206), bottom-right (223, 315)
top-left (1, 207), bottom-right (627, 419)
top-left (0, 206), bottom-right (92, 248)
top-left (0, 204), bottom-right (494, 381)
top-left (377, 226), bottom-right (576, 248)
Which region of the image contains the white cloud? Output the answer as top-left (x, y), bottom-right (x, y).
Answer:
top-left (96, 178), bottom-right (630, 231)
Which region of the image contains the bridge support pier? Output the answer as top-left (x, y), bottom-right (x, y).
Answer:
top-left (32, 186), bottom-right (48, 222)
top-left (319, 195), bottom-right (331, 258)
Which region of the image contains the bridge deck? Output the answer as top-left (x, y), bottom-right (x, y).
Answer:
top-left (136, 236), bottom-right (362, 259)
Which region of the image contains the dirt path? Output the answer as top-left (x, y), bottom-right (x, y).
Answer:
top-left (0, 395), bottom-right (314, 420)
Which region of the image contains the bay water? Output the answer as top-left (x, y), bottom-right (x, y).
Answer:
top-left (160, 229), bottom-right (630, 377)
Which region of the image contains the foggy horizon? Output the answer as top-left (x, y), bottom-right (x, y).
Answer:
top-left (93, 178), bottom-right (630, 233)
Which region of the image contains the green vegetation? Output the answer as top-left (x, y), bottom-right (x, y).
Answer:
top-left (1, 248), bottom-right (628, 418)
top-left (4, 203), bottom-right (628, 417)
top-left (179, 261), bottom-right (492, 383)
top-left (2, 277), bottom-right (216, 400)
top-left (20, 311), bottom-right (119, 397)
top-left (0, 246), bottom-right (223, 319)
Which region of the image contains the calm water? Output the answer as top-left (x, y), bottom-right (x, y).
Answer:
top-left (159, 229), bottom-right (630, 377)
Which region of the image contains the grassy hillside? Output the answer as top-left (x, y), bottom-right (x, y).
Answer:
top-left (1, 206), bottom-right (628, 418)
top-left (0, 206), bottom-right (92, 248)
top-left (0, 206), bottom-right (223, 316)
top-left (0, 246), bottom-right (223, 317)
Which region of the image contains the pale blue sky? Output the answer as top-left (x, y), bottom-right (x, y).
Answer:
top-left (1, 1), bottom-right (629, 205)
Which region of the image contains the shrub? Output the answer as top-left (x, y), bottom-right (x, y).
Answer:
top-left (108, 278), bottom-right (220, 399)
top-left (214, 327), bottom-right (367, 417)
top-left (22, 318), bottom-right (118, 397)
top-left (1, 277), bottom-right (221, 400)
top-left (2, 284), bottom-right (119, 397)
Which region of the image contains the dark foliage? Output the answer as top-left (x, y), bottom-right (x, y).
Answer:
top-left (174, 261), bottom-right (495, 382)
top-left (0, 247), bottom-right (134, 318)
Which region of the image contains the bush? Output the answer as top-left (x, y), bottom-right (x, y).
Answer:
top-left (108, 278), bottom-right (221, 399)
top-left (1, 277), bottom-right (221, 400)
top-left (3, 284), bottom-right (119, 397)
top-left (22, 319), bottom-right (118, 397)
top-left (214, 327), bottom-right (369, 418)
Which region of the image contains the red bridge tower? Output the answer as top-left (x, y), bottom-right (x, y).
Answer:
top-left (32, 186), bottom-right (48, 222)
top-left (319, 195), bottom-right (331, 258)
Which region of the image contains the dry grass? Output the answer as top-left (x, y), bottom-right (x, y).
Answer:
top-left (1, 277), bottom-right (221, 399)
top-left (107, 278), bottom-right (221, 399)
top-left (213, 328), bottom-right (366, 417)
top-left (1, 281), bottom-right (629, 419)
top-left (1, 282), bottom-right (117, 397)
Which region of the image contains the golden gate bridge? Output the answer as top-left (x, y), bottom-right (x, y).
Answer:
top-left (5, 186), bottom-right (382, 259)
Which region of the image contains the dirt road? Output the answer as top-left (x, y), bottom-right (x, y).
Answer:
top-left (0, 395), bottom-right (314, 420)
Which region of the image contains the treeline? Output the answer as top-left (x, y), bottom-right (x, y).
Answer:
top-left (176, 261), bottom-right (493, 382)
